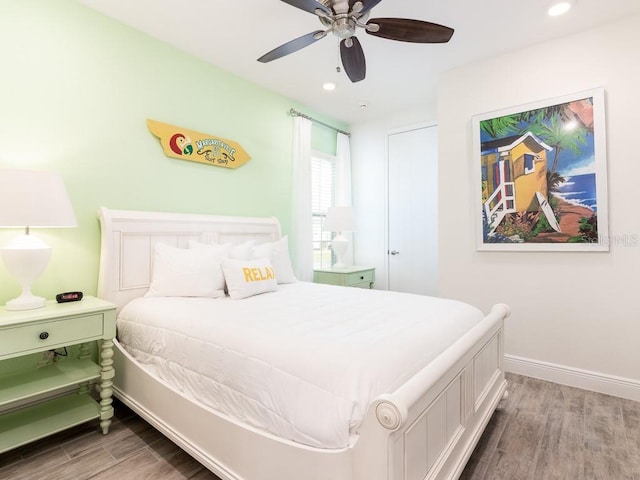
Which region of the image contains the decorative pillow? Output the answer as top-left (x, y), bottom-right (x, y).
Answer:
top-left (189, 239), bottom-right (256, 260)
top-left (250, 236), bottom-right (297, 284)
top-left (222, 257), bottom-right (278, 300)
top-left (146, 242), bottom-right (228, 298)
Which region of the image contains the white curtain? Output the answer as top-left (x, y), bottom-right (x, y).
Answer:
top-left (335, 132), bottom-right (354, 265)
top-left (291, 116), bottom-right (314, 281)
top-left (336, 132), bottom-right (352, 205)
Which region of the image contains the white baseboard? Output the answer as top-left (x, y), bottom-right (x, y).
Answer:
top-left (504, 354), bottom-right (640, 402)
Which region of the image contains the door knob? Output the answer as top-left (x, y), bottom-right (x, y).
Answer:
top-left (389, 250), bottom-right (400, 255)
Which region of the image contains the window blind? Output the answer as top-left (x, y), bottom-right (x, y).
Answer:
top-left (311, 153), bottom-right (336, 268)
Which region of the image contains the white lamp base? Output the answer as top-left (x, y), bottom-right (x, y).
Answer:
top-left (2, 234), bottom-right (51, 311)
top-left (6, 293), bottom-right (46, 311)
top-left (331, 234), bottom-right (349, 269)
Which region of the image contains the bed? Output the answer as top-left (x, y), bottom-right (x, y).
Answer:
top-left (97, 207), bottom-right (510, 480)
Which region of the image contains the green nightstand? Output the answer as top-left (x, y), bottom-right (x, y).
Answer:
top-left (0, 296), bottom-right (117, 453)
top-left (313, 266), bottom-right (375, 289)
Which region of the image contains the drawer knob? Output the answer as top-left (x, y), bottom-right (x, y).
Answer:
top-left (39, 332), bottom-right (49, 340)
top-left (360, 276), bottom-right (364, 280)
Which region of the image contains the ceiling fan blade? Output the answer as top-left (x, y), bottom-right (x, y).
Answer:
top-left (340, 37), bottom-right (366, 83)
top-left (356, 0), bottom-right (384, 15)
top-left (366, 18), bottom-right (454, 43)
top-left (258, 30), bottom-right (326, 63)
top-left (281, 0), bottom-right (332, 16)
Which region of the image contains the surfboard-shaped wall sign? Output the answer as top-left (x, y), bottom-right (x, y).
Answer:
top-left (147, 119), bottom-right (251, 169)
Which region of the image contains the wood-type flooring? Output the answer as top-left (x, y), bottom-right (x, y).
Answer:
top-left (1, 373), bottom-right (639, 479)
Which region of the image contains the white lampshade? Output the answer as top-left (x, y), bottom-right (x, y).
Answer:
top-left (0, 169), bottom-right (77, 228)
top-left (323, 206), bottom-right (355, 233)
top-left (323, 206), bottom-right (355, 269)
top-left (0, 169), bottom-right (77, 310)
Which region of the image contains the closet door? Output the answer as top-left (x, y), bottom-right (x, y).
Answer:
top-left (387, 125), bottom-right (438, 296)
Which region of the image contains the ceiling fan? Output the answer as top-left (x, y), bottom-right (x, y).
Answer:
top-left (257, 0), bottom-right (454, 83)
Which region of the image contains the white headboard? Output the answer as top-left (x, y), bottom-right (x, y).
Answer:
top-left (97, 207), bottom-right (282, 310)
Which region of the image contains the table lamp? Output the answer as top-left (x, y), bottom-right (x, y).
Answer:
top-left (0, 169), bottom-right (77, 310)
top-left (323, 206), bottom-right (355, 268)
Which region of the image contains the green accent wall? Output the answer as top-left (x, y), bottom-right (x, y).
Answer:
top-left (0, 0), bottom-right (346, 306)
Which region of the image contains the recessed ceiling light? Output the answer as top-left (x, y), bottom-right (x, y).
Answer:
top-left (323, 82), bottom-right (336, 91)
top-left (548, 1), bottom-right (572, 16)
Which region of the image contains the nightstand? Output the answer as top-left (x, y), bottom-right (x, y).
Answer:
top-left (0, 296), bottom-right (116, 453)
top-left (313, 266), bottom-right (375, 289)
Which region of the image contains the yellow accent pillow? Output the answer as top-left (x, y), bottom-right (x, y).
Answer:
top-left (222, 257), bottom-right (278, 300)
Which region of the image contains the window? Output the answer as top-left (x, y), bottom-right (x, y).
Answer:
top-left (524, 154), bottom-right (535, 174)
top-left (311, 151), bottom-right (336, 268)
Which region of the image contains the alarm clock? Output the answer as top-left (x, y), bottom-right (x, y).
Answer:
top-left (56, 291), bottom-right (83, 303)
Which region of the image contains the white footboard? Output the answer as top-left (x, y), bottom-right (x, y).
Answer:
top-left (353, 303), bottom-right (509, 480)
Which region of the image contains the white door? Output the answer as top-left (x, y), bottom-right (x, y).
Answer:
top-left (387, 125), bottom-right (438, 295)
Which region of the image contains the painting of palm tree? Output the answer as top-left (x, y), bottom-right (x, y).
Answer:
top-left (473, 88), bottom-right (609, 251)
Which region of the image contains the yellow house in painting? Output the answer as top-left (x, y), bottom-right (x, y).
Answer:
top-left (481, 132), bottom-right (553, 231)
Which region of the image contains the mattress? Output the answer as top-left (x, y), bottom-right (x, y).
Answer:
top-left (116, 282), bottom-right (484, 449)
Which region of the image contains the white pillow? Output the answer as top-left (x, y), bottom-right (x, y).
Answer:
top-left (222, 257), bottom-right (278, 300)
top-left (251, 236), bottom-right (296, 284)
top-left (146, 242), bottom-right (229, 298)
top-left (189, 239), bottom-right (256, 260)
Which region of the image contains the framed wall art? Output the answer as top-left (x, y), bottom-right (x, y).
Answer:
top-left (472, 88), bottom-right (609, 251)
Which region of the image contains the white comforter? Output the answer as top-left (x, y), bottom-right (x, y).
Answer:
top-left (116, 282), bottom-right (483, 449)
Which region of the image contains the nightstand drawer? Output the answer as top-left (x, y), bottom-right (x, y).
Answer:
top-left (1, 314), bottom-right (104, 357)
top-left (314, 266), bottom-right (375, 288)
top-left (345, 270), bottom-right (375, 286)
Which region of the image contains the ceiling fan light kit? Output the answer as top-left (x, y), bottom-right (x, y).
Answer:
top-left (258, 0), bottom-right (454, 83)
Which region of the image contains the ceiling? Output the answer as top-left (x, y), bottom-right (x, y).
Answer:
top-left (78, 0), bottom-right (640, 125)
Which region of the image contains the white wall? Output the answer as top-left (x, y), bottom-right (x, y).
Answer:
top-left (351, 104), bottom-right (437, 289)
top-left (438, 15), bottom-right (640, 396)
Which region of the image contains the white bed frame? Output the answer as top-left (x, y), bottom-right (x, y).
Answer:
top-left (97, 207), bottom-right (510, 480)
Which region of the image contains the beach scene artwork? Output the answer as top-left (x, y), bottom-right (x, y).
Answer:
top-left (474, 89), bottom-right (608, 251)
